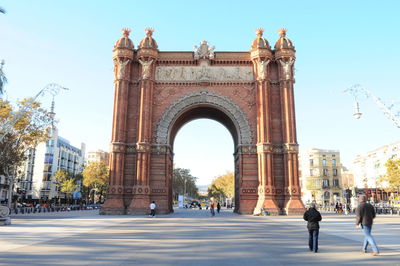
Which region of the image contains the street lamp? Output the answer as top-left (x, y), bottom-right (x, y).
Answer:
top-left (353, 102), bottom-right (362, 119)
top-left (183, 178), bottom-right (187, 202)
top-left (344, 84), bottom-right (400, 128)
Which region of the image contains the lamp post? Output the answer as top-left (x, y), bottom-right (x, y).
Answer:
top-left (184, 178), bottom-right (187, 203)
top-left (344, 84), bottom-right (400, 128)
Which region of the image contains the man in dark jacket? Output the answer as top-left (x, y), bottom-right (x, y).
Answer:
top-left (303, 202), bottom-right (322, 253)
top-left (356, 195), bottom-right (379, 255)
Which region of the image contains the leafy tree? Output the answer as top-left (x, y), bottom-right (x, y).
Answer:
top-left (208, 171), bottom-right (234, 200)
top-left (383, 158), bottom-right (400, 196)
top-left (54, 170), bottom-right (84, 204)
top-left (82, 161), bottom-right (109, 203)
top-left (208, 171), bottom-right (234, 201)
top-left (60, 178), bottom-right (78, 202)
top-left (173, 168), bottom-right (198, 200)
top-left (0, 98), bottom-right (51, 207)
top-left (54, 169), bottom-right (71, 203)
top-left (54, 169), bottom-right (69, 184)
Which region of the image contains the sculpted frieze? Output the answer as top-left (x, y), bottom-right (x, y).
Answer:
top-left (155, 65), bottom-right (254, 82)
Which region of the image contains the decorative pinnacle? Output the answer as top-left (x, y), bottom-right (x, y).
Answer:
top-left (122, 28), bottom-right (131, 37)
top-left (255, 28), bottom-right (264, 37)
top-left (278, 28), bottom-right (287, 37)
top-left (145, 27), bottom-right (154, 36)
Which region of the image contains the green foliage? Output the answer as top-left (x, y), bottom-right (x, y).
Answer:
top-left (173, 168), bottom-right (198, 199)
top-left (383, 158), bottom-right (400, 192)
top-left (0, 98), bottom-right (51, 177)
top-left (82, 161), bottom-right (109, 202)
top-left (208, 171), bottom-right (234, 200)
top-left (54, 170), bottom-right (70, 184)
top-left (60, 178), bottom-right (78, 198)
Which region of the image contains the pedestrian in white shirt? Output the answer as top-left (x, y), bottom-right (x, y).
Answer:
top-left (149, 201), bottom-right (156, 217)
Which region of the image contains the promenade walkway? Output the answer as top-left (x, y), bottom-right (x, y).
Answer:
top-left (0, 208), bottom-right (399, 265)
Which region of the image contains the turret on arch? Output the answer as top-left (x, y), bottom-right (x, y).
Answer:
top-left (101, 28), bottom-right (305, 215)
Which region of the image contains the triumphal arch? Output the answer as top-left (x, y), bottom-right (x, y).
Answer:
top-left (101, 27), bottom-right (304, 215)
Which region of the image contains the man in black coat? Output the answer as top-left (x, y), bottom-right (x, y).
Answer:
top-left (303, 202), bottom-right (322, 253)
top-left (356, 195), bottom-right (379, 255)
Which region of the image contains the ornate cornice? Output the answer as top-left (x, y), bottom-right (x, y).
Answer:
top-left (283, 143), bottom-right (299, 153)
top-left (136, 142), bottom-right (151, 152)
top-left (155, 81), bottom-right (255, 86)
top-left (256, 143), bottom-right (286, 153)
top-left (110, 142), bottom-right (126, 153)
top-left (235, 145), bottom-right (257, 154)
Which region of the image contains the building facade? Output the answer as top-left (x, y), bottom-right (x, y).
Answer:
top-left (86, 150), bottom-right (110, 165)
top-left (300, 148), bottom-right (342, 205)
top-left (352, 141), bottom-right (400, 202)
top-left (17, 127), bottom-right (85, 201)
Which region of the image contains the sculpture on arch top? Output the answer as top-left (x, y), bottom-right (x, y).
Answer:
top-left (193, 40), bottom-right (215, 60)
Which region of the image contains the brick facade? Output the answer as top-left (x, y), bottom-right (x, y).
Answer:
top-left (101, 28), bottom-right (304, 215)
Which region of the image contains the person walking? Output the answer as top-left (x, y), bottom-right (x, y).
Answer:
top-left (149, 201), bottom-right (156, 217)
top-left (356, 195), bottom-right (379, 256)
top-left (303, 202), bottom-right (322, 253)
top-left (217, 202), bottom-right (221, 214)
top-left (210, 202), bottom-right (215, 217)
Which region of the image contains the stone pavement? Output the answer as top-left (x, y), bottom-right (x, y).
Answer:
top-left (0, 208), bottom-right (399, 265)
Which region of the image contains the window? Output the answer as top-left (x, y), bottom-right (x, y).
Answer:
top-left (44, 154), bottom-right (53, 164)
top-left (322, 159), bottom-right (326, 166)
top-left (323, 168), bottom-right (328, 176)
top-left (333, 179), bottom-right (339, 187)
top-left (42, 173), bottom-right (51, 181)
top-left (310, 169), bottom-right (314, 176)
top-left (43, 164), bottom-right (52, 172)
top-left (332, 159), bottom-right (336, 166)
top-left (309, 159), bottom-right (314, 167)
top-left (323, 179), bottom-right (330, 188)
top-left (333, 169), bottom-right (338, 176)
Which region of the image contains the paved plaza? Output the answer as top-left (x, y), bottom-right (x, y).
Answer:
top-left (0, 209), bottom-right (399, 265)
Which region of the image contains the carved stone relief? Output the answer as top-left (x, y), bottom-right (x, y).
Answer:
top-left (116, 58), bottom-right (130, 80)
top-left (139, 59), bottom-right (154, 79)
top-left (278, 57), bottom-right (295, 80)
top-left (256, 59), bottom-right (270, 80)
top-left (155, 65), bottom-right (254, 82)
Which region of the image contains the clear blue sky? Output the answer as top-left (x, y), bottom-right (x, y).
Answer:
top-left (1, 1), bottom-right (399, 186)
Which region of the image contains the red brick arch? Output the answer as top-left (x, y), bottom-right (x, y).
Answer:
top-left (101, 29), bottom-right (304, 215)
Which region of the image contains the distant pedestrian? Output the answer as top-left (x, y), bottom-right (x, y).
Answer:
top-left (303, 202), bottom-right (322, 253)
top-left (149, 201), bottom-right (156, 217)
top-left (217, 202), bottom-right (221, 214)
top-left (210, 202), bottom-right (215, 217)
top-left (356, 195), bottom-right (379, 255)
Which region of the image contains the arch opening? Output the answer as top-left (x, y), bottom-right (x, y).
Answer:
top-left (170, 106), bottom-right (238, 213)
top-left (170, 105), bottom-right (239, 148)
